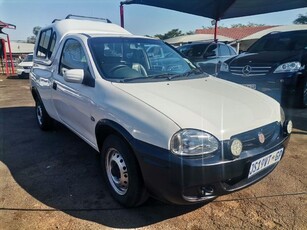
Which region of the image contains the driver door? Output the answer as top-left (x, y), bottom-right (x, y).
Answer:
top-left (52, 38), bottom-right (96, 145)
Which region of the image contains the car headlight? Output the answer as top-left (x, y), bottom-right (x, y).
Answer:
top-left (170, 129), bottom-right (219, 156)
top-left (273, 62), bottom-right (301, 73)
top-left (16, 65), bottom-right (24, 70)
top-left (220, 62), bottom-right (229, 72)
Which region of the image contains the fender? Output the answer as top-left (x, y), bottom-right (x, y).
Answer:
top-left (31, 86), bottom-right (41, 102)
top-left (95, 119), bottom-right (136, 152)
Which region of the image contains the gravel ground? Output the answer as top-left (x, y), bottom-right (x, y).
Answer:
top-left (0, 75), bottom-right (306, 230)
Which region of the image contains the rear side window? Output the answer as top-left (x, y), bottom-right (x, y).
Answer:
top-left (219, 44), bottom-right (230, 56)
top-left (205, 44), bottom-right (218, 57)
top-left (178, 44), bottom-right (210, 58)
top-left (229, 46), bottom-right (237, 55)
top-left (36, 28), bottom-right (57, 59)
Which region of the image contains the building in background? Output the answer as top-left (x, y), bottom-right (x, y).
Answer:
top-left (0, 41), bottom-right (34, 74)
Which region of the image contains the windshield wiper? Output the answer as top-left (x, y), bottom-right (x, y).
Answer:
top-left (118, 76), bottom-right (149, 83)
top-left (150, 73), bottom-right (178, 80)
top-left (120, 68), bottom-right (205, 82)
top-left (167, 68), bottom-right (205, 80)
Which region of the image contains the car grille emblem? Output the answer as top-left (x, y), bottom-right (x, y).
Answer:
top-left (258, 132), bottom-right (265, 144)
top-left (242, 65), bottom-right (252, 76)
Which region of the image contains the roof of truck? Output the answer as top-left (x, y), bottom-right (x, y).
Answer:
top-left (49, 18), bottom-right (132, 40)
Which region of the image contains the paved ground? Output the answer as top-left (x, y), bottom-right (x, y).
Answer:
top-left (0, 74), bottom-right (306, 230)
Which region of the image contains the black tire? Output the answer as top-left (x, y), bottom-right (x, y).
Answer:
top-left (35, 99), bottom-right (53, 130)
top-left (295, 77), bottom-right (307, 109)
top-left (100, 135), bottom-right (148, 207)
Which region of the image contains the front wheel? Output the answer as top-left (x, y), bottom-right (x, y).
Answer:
top-left (35, 100), bottom-right (53, 130)
top-left (100, 135), bottom-right (148, 207)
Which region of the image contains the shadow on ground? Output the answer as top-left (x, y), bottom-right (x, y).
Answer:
top-left (6, 75), bottom-right (29, 80)
top-left (0, 107), bottom-right (202, 228)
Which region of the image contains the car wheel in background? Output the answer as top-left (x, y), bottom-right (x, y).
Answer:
top-left (35, 100), bottom-right (53, 130)
top-left (101, 135), bottom-right (148, 207)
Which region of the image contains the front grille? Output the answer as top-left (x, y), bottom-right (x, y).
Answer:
top-left (230, 66), bottom-right (272, 77)
top-left (231, 122), bottom-right (281, 151)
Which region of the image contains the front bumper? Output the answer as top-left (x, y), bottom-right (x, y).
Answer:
top-left (17, 68), bottom-right (31, 75)
top-left (133, 123), bottom-right (290, 205)
top-left (218, 71), bottom-right (303, 102)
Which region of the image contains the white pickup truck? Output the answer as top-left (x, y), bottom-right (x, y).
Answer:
top-left (30, 15), bottom-right (292, 207)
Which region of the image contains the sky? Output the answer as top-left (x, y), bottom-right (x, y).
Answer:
top-left (0, 0), bottom-right (306, 41)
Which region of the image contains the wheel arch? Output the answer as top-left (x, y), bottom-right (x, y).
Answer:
top-left (95, 119), bottom-right (136, 154)
top-left (31, 87), bottom-right (41, 103)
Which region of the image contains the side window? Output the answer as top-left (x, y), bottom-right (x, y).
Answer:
top-left (36, 29), bottom-right (56, 59)
top-left (205, 44), bottom-right (218, 58)
top-left (49, 32), bottom-right (57, 58)
top-left (228, 46), bottom-right (237, 55)
top-left (59, 39), bottom-right (88, 75)
top-left (177, 46), bottom-right (191, 56)
top-left (37, 29), bottom-right (52, 58)
top-left (219, 44), bottom-right (231, 56)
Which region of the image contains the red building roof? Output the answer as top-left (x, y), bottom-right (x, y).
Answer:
top-left (195, 26), bottom-right (277, 40)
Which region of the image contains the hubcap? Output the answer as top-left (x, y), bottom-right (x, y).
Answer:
top-left (105, 148), bottom-right (128, 195)
top-left (36, 105), bottom-right (43, 125)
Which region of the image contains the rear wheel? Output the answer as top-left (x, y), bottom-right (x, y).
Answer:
top-left (101, 135), bottom-right (147, 207)
top-left (35, 99), bottom-right (53, 130)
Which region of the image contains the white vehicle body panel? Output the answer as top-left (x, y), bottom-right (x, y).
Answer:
top-left (16, 61), bottom-right (33, 74)
top-left (113, 77), bottom-right (280, 141)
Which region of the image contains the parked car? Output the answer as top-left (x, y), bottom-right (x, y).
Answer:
top-left (30, 15), bottom-right (291, 207)
top-left (219, 30), bottom-right (307, 108)
top-left (177, 41), bottom-right (237, 75)
top-left (16, 53), bottom-right (33, 77)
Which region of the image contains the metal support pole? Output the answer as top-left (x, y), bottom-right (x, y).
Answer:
top-left (6, 34), bottom-right (14, 74)
top-left (214, 20), bottom-right (218, 42)
top-left (0, 39), bottom-right (5, 74)
top-left (120, 3), bottom-right (125, 28)
top-left (2, 39), bottom-right (9, 76)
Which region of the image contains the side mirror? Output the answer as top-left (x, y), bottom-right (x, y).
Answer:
top-left (63, 69), bottom-right (84, 84)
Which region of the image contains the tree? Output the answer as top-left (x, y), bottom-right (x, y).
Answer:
top-left (202, 22), bottom-right (266, 29)
top-left (230, 22), bottom-right (266, 28)
top-left (293, 13), bottom-right (307, 24)
top-left (154, 29), bottom-right (183, 40)
top-left (33, 26), bottom-right (41, 36)
top-left (185, 30), bottom-right (195, 35)
top-left (27, 26), bottom-right (42, 44)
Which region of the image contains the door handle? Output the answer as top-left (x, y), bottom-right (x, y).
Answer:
top-left (52, 82), bottom-right (57, 90)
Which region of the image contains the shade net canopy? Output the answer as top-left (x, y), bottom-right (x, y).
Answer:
top-left (121, 0), bottom-right (307, 20)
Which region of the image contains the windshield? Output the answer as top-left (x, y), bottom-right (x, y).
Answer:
top-left (248, 31), bottom-right (307, 53)
top-left (88, 37), bottom-right (200, 82)
top-left (23, 54), bottom-right (33, 62)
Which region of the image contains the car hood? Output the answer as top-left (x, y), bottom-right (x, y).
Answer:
top-left (229, 51), bottom-right (301, 66)
top-left (113, 77), bottom-right (280, 140)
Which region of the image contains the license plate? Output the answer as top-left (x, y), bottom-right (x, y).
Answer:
top-left (242, 84), bottom-right (256, 90)
top-left (248, 148), bottom-right (283, 178)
